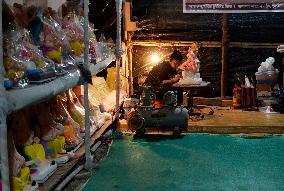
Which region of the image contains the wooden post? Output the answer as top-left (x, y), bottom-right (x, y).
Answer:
top-left (121, 42), bottom-right (129, 94)
top-left (128, 35), bottom-right (134, 95)
top-left (282, 57), bottom-right (284, 86)
top-left (221, 13), bottom-right (229, 98)
top-left (123, 1), bottom-right (136, 96)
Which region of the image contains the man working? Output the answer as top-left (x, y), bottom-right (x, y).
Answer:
top-left (144, 50), bottom-right (183, 101)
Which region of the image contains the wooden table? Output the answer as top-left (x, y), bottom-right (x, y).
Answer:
top-left (172, 82), bottom-right (211, 108)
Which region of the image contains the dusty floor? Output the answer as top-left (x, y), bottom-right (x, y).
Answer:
top-left (118, 107), bottom-right (284, 134)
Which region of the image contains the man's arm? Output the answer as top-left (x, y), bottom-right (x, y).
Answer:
top-left (162, 74), bottom-right (181, 85)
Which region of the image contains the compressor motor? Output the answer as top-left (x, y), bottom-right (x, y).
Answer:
top-left (122, 86), bottom-right (189, 135)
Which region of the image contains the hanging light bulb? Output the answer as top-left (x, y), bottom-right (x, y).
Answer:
top-left (150, 53), bottom-right (160, 64)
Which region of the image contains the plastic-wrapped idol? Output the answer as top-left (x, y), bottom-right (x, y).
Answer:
top-left (3, 29), bottom-right (56, 89)
top-left (36, 13), bottom-right (76, 71)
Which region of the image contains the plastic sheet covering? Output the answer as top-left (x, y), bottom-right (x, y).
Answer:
top-left (89, 77), bottom-right (111, 103)
top-left (63, 13), bottom-right (85, 57)
top-left (133, 45), bottom-right (283, 97)
top-left (49, 95), bottom-right (81, 147)
top-left (38, 14), bottom-right (75, 68)
top-left (100, 89), bottom-right (127, 113)
top-left (68, 88), bottom-right (107, 130)
top-left (132, 0), bottom-right (284, 43)
top-left (6, 69), bottom-right (81, 113)
top-left (89, 53), bottom-right (115, 75)
top-left (131, 0), bottom-right (284, 97)
top-left (197, 47), bottom-right (222, 97)
top-left (3, 29), bottom-right (55, 88)
top-left (88, 76), bottom-right (126, 113)
top-left (63, 12), bottom-right (97, 61)
top-left (79, 15), bottom-right (99, 62)
top-left (80, 89), bottom-right (112, 127)
top-left (66, 90), bottom-right (85, 132)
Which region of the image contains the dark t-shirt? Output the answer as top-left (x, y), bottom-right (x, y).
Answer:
top-left (144, 61), bottom-right (177, 98)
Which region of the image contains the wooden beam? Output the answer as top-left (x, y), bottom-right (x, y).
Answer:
top-left (123, 1), bottom-right (137, 32)
top-left (131, 40), bottom-right (284, 49)
top-left (131, 41), bottom-right (218, 47)
top-left (221, 13), bottom-right (229, 98)
top-left (230, 42), bottom-right (283, 49)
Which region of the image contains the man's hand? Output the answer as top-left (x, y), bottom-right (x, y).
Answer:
top-left (173, 74), bottom-right (182, 83)
top-left (162, 79), bottom-right (172, 85)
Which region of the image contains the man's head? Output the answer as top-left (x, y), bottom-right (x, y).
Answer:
top-left (169, 50), bottom-right (183, 69)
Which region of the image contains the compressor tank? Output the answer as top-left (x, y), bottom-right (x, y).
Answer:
top-left (139, 107), bottom-right (189, 129)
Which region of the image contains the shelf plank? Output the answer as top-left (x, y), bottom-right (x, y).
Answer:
top-left (39, 119), bottom-right (113, 191)
top-left (6, 70), bottom-right (82, 114)
top-left (5, 53), bottom-right (115, 114)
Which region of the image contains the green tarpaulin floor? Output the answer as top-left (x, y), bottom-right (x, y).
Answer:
top-left (83, 134), bottom-right (284, 191)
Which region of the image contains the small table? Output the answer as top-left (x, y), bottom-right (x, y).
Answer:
top-left (172, 82), bottom-right (211, 109)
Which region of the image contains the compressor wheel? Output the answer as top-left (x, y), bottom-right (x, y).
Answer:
top-left (127, 110), bottom-right (145, 134)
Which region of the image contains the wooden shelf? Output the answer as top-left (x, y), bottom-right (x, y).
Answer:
top-left (5, 52), bottom-right (115, 114)
top-left (39, 119), bottom-right (113, 191)
top-left (6, 70), bottom-right (82, 114)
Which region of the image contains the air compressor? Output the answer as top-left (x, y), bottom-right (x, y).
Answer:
top-left (121, 86), bottom-right (189, 135)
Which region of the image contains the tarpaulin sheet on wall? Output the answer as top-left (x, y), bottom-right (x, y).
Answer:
top-left (132, 0), bottom-right (284, 43)
top-left (183, 0), bottom-right (284, 13)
